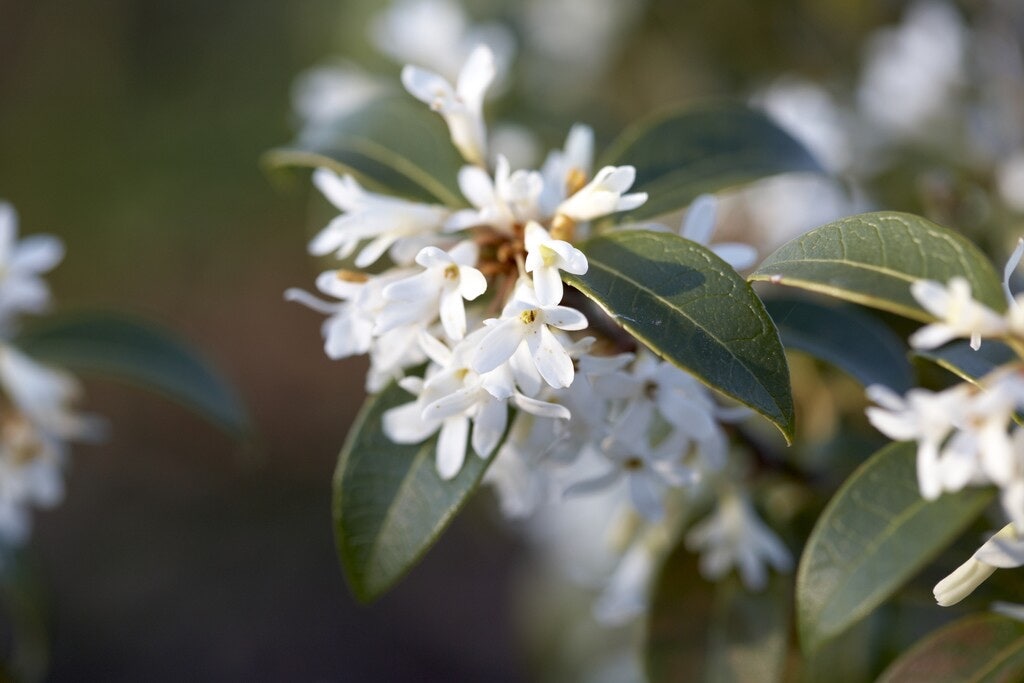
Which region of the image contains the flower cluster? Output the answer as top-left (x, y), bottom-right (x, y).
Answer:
top-left (0, 202), bottom-right (98, 544)
top-left (289, 44), bottom-right (790, 620)
top-left (866, 243), bottom-right (1024, 606)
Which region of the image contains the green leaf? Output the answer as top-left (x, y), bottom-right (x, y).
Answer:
top-left (914, 340), bottom-right (1016, 386)
top-left (263, 96), bottom-right (466, 207)
top-left (796, 441), bottom-right (993, 654)
top-left (599, 102), bottom-right (822, 221)
top-left (566, 230), bottom-right (794, 442)
top-left (14, 313), bottom-right (250, 437)
top-left (703, 575), bottom-right (791, 683)
top-left (750, 212), bottom-right (1006, 321)
top-left (876, 614), bottom-right (1024, 683)
top-left (334, 381), bottom-right (500, 601)
top-left (763, 297), bottom-right (913, 392)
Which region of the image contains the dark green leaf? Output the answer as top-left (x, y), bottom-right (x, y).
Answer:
top-left (263, 96), bottom-right (466, 207)
top-left (334, 381), bottom-right (500, 601)
top-left (914, 340), bottom-right (1016, 386)
top-left (797, 442), bottom-right (993, 654)
top-left (599, 102), bottom-right (822, 221)
top-left (876, 614), bottom-right (1024, 683)
top-left (14, 313), bottom-right (250, 437)
top-left (567, 230), bottom-right (794, 442)
top-left (751, 212), bottom-right (1006, 321)
top-left (763, 297), bottom-right (913, 392)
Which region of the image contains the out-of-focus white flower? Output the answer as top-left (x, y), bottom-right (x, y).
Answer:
top-left (402, 44), bottom-right (496, 166)
top-left (857, 0), bottom-right (967, 138)
top-left (471, 282), bottom-right (588, 389)
top-left (909, 277), bottom-right (1007, 350)
top-left (685, 489), bottom-right (792, 591)
top-left (866, 383), bottom-right (969, 499)
top-left (593, 538), bottom-right (657, 624)
top-left (489, 123), bottom-right (542, 171)
top-left (0, 202), bottom-right (64, 335)
top-left (755, 78), bottom-right (852, 174)
top-left (564, 401), bottom-right (694, 522)
top-left (679, 194), bottom-right (758, 271)
top-left (291, 63), bottom-right (387, 134)
top-left (997, 153), bottom-right (1024, 214)
top-left (557, 166), bottom-right (647, 222)
top-left (524, 221), bottom-right (588, 306)
top-left (935, 523), bottom-right (1024, 606)
top-left (378, 242), bottom-right (487, 341)
top-left (309, 169), bottom-right (450, 267)
top-left (371, 0), bottom-right (514, 89)
top-left (0, 344), bottom-right (101, 544)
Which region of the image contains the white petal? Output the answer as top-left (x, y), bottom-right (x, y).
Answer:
top-left (401, 65), bottom-right (452, 104)
top-left (542, 305), bottom-right (587, 331)
top-left (436, 416), bottom-right (470, 480)
top-left (680, 194), bottom-right (717, 244)
top-left (11, 235), bottom-right (64, 274)
top-left (456, 45), bottom-right (495, 111)
top-left (457, 266), bottom-right (487, 301)
top-left (439, 287), bottom-right (467, 340)
top-left (471, 318), bottom-right (523, 374)
top-left (528, 324), bottom-right (575, 388)
top-left (458, 165), bottom-right (495, 209)
top-left (628, 473), bottom-right (664, 522)
top-left (471, 398), bottom-right (507, 457)
top-left (383, 402), bottom-right (439, 444)
top-left (512, 393), bottom-right (570, 420)
top-left (532, 267), bottom-right (563, 306)
top-left (908, 323), bottom-right (958, 350)
top-left (563, 469), bottom-right (621, 498)
top-left (712, 243), bottom-right (758, 271)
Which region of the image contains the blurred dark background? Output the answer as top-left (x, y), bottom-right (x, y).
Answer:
top-left (0, 1), bottom-right (529, 679)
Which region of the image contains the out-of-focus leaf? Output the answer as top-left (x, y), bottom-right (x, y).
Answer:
top-left (797, 442), bottom-right (993, 654)
top-left (14, 313), bottom-right (250, 437)
top-left (764, 297), bottom-right (912, 392)
top-left (751, 212), bottom-right (1005, 321)
top-left (914, 340), bottom-right (1016, 386)
top-left (566, 230), bottom-right (794, 442)
top-left (599, 102), bottom-right (822, 221)
top-left (646, 533), bottom-right (790, 683)
top-left (263, 96), bottom-right (466, 207)
top-left (333, 381), bottom-right (499, 602)
top-left (876, 614), bottom-right (1024, 682)
top-left (703, 575), bottom-right (791, 683)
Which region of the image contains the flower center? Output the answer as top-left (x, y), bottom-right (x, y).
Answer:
top-left (443, 264), bottom-right (460, 281)
top-left (520, 309), bottom-right (538, 324)
top-left (624, 456), bottom-right (645, 471)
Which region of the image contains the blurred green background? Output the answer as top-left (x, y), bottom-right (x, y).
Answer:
top-left (0, 0), bottom-right (1004, 679)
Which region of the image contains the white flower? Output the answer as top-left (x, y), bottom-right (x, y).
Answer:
top-left (935, 523), bottom-right (1024, 606)
top-left (378, 242), bottom-right (487, 341)
top-left (866, 383), bottom-right (970, 499)
top-left (370, 0), bottom-right (514, 89)
top-left (291, 63), bottom-right (386, 134)
top-left (471, 282), bottom-right (588, 389)
top-left (523, 221), bottom-right (588, 306)
top-left (0, 344), bottom-right (101, 544)
top-left (402, 44), bottom-right (495, 166)
top-left (385, 332), bottom-right (568, 479)
top-left (446, 155), bottom-right (543, 234)
top-left (285, 271), bottom-right (377, 360)
top-left (556, 165), bottom-right (647, 222)
top-left (539, 124), bottom-right (594, 215)
top-left (0, 202), bottom-right (65, 334)
top-left (685, 489), bottom-right (792, 591)
top-left (679, 194), bottom-right (758, 271)
top-left (909, 277), bottom-right (1007, 351)
top-left (563, 401), bottom-right (694, 522)
top-left (309, 169), bottom-right (449, 267)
